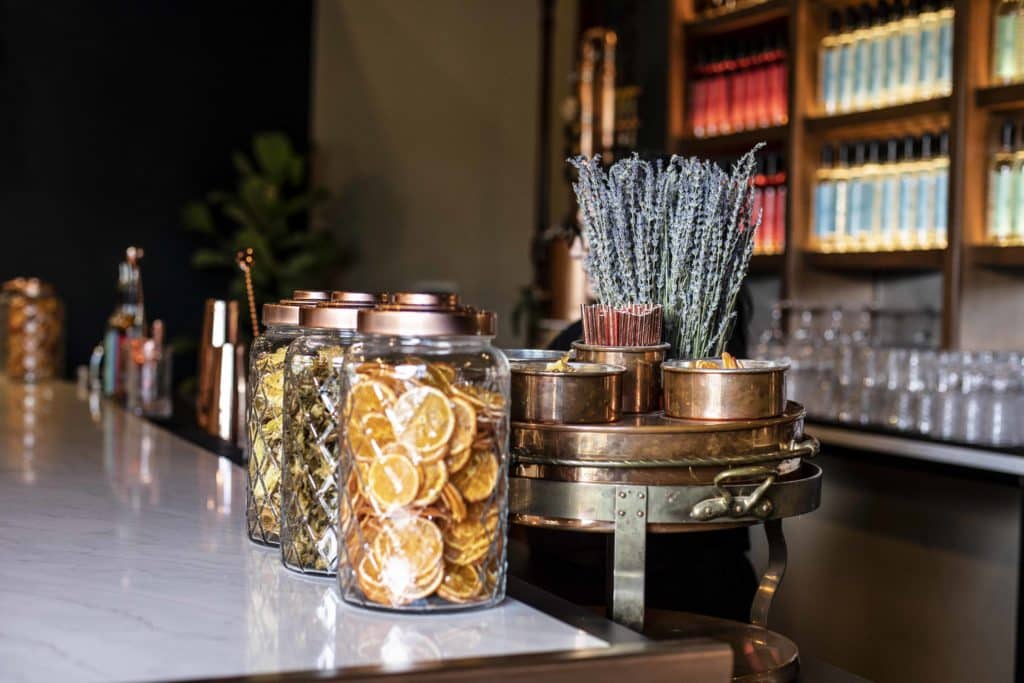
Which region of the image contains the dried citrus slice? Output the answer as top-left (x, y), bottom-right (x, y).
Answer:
top-left (373, 517), bottom-right (444, 578)
top-left (366, 448), bottom-right (420, 511)
top-left (413, 460), bottom-right (448, 507)
top-left (390, 386), bottom-right (455, 454)
top-left (451, 384), bottom-right (506, 415)
top-left (451, 448), bottom-right (499, 503)
top-left (445, 443), bottom-right (472, 473)
top-left (419, 443), bottom-right (448, 464)
top-left (449, 397), bottom-right (477, 455)
top-left (347, 379), bottom-right (397, 421)
top-left (440, 482), bottom-right (466, 521)
top-left (438, 563), bottom-right (482, 603)
top-left (348, 412), bottom-right (395, 462)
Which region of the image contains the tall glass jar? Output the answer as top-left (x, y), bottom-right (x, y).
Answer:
top-left (337, 296), bottom-right (510, 611)
top-left (246, 300), bottom-right (309, 546)
top-left (280, 294), bottom-right (377, 576)
top-left (0, 278), bottom-right (64, 382)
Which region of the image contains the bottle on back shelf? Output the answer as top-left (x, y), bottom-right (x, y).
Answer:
top-left (915, 133), bottom-right (937, 248)
top-left (835, 143), bottom-right (853, 250)
top-left (848, 141), bottom-right (868, 248)
top-left (917, 0), bottom-right (940, 98)
top-left (883, 0), bottom-right (905, 105)
top-left (935, 0), bottom-right (954, 95)
top-left (932, 131), bottom-right (950, 248)
top-left (821, 11), bottom-right (843, 114)
top-left (852, 6), bottom-right (872, 110)
top-left (866, 4), bottom-right (887, 108)
top-left (1013, 120), bottom-right (1024, 243)
top-left (880, 137), bottom-right (902, 250)
top-left (898, 135), bottom-right (919, 249)
top-left (865, 140), bottom-right (884, 250)
top-left (993, 0), bottom-right (1018, 84)
top-left (815, 145), bottom-right (838, 251)
top-left (988, 120), bottom-right (1016, 244)
top-left (103, 247), bottom-right (145, 398)
top-left (900, 0), bottom-right (922, 102)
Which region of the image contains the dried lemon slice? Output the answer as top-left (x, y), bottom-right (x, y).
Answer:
top-left (413, 460), bottom-right (448, 507)
top-left (390, 386), bottom-right (455, 454)
top-left (367, 447), bottom-right (420, 511)
top-left (440, 482), bottom-right (466, 521)
top-left (374, 517), bottom-right (444, 579)
top-left (445, 443), bottom-right (472, 473)
top-left (451, 448), bottom-right (499, 503)
top-left (347, 379), bottom-right (397, 421)
top-left (348, 412), bottom-right (395, 462)
top-left (438, 563), bottom-right (482, 603)
top-left (449, 397), bottom-right (477, 455)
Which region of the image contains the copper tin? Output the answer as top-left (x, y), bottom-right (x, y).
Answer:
top-left (330, 291), bottom-right (382, 305)
top-left (292, 290), bottom-right (331, 302)
top-left (386, 292), bottom-right (459, 309)
top-left (474, 309), bottom-right (497, 336)
top-left (261, 300), bottom-right (313, 326)
top-left (357, 308), bottom-right (478, 336)
top-left (573, 341), bottom-right (669, 414)
top-left (503, 348), bottom-right (566, 362)
top-left (662, 359), bottom-right (788, 421)
top-left (511, 361), bottom-right (625, 424)
top-left (299, 299), bottom-right (375, 330)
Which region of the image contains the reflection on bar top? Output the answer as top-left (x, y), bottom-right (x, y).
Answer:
top-left (0, 379), bottom-right (605, 683)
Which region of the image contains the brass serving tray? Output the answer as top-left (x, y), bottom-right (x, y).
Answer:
top-left (512, 400), bottom-right (808, 468)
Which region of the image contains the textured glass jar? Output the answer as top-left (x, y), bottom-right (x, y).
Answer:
top-left (337, 296), bottom-right (510, 612)
top-left (280, 295), bottom-right (376, 576)
top-left (0, 278), bottom-right (64, 382)
top-left (246, 301), bottom-right (308, 546)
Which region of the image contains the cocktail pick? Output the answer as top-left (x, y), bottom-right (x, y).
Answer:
top-left (236, 248), bottom-right (259, 339)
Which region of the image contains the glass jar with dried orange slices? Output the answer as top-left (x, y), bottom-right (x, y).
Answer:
top-left (337, 294), bottom-right (510, 611)
top-left (280, 293), bottom-right (377, 576)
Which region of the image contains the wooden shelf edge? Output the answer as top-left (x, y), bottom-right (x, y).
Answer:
top-left (803, 96), bottom-right (953, 133)
top-left (684, 0), bottom-right (791, 38)
top-left (802, 249), bottom-right (946, 272)
top-left (967, 245), bottom-right (1024, 269)
top-left (674, 124), bottom-right (788, 155)
top-left (975, 82), bottom-right (1024, 111)
top-left (749, 252), bottom-right (785, 273)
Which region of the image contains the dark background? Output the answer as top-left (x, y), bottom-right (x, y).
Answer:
top-left (0, 1), bottom-right (312, 381)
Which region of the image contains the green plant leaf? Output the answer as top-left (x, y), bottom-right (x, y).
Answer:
top-left (182, 201), bottom-right (217, 235)
top-left (232, 152), bottom-right (255, 177)
top-left (192, 248), bottom-right (232, 269)
top-left (289, 157), bottom-right (305, 186)
top-left (254, 132), bottom-right (294, 184)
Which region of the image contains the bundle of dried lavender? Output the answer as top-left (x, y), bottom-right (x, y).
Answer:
top-left (569, 145), bottom-right (762, 359)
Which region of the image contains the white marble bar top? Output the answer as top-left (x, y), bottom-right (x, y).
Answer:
top-left (0, 380), bottom-right (606, 683)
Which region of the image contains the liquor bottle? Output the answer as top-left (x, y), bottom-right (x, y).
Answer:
top-left (916, 133), bottom-right (937, 248)
top-left (898, 135), bottom-right (919, 249)
top-left (880, 138), bottom-right (902, 250)
top-left (835, 143), bottom-right (853, 250)
top-left (692, 49), bottom-right (709, 137)
top-left (848, 142), bottom-right (867, 248)
top-left (988, 121), bottom-right (1016, 244)
top-left (935, 0), bottom-right (954, 95)
top-left (852, 6), bottom-right (872, 110)
top-left (821, 10), bottom-right (843, 114)
top-left (1017, 0), bottom-right (1024, 79)
top-left (103, 247), bottom-right (145, 397)
top-left (865, 140), bottom-right (884, 249)
top-left (917, 0), bottom-right (940, 98)
top-left (753, 155), bottom-right (767, 253)
top-left (1014, 122), bottom-right (1024, 243)
top-left (933, 131), bottom-right (950, 248)
top-left (765, 154), bottom-right (786, 253)
top-left (769, 33), bottom-right (788, 125)
top-left (993, 0), bottom-right (1018, 84)
top-left (900, 0), bottom-right (922, 101)
top-left (815, 145), bottom-right (838, 250)
top-left (866, 4), bottom-right (887, 107)
top-left (883, 0), bottom-right (905, 105)
top-left (838, 10), bottom-right (856, 113)
top-left (732, 41), bottom-right (750, 132)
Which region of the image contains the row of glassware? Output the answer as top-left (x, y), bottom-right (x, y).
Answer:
top-left (818, 1), bottom-right (954, 115)
top-left (245, 290), bottom-right (511, 613)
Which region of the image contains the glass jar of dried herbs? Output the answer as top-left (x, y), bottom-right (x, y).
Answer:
top-left (336, 294), bottom-right (511, 611)
top-left (245, 301), bottom-right (308, 546)
top-left (280, 293), bottom-right (377, 576)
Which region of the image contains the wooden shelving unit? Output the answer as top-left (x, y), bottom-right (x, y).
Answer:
top-left (750, 253), bottom-right (785, 273)
top-left (665, 0), bottom-right (1024, 350)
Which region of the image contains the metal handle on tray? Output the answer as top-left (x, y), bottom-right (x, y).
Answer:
top-left (690, 465), bottom-right (777, 521)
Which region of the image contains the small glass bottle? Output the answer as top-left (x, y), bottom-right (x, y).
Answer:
top-left (1013, 121), bottom-right (1024, 244)
top-left (883, 0), bottom-right (905, 105)
top-left (915, 133), bottom-right (937, 248)
top-left (880, 138), bottom-right (902, 250)
top-left (848, 142), bottom-right (868, 249)
top-left (852, 6), bottom-right (872, 110)
top-left (280, 294), bottom-right (378, 576)
top-left (898, 135), bottom-right (920, 249)
top-left (834, 143), bottom-right (853, 250)
top-left (815, 145), bottom-right (837, 250)
top-left (821, 10), bottom-right (843, 114)
top-left (1016, 0), bottom-right (1024, 80)
top-left (989, 121), bottom-right (1016, 244)
top-left (932, 131), bottom-right (950, 248)
top-left (916, 0), bottom-right (940, 99)
top-left (103, 247), bottom-right (145, 398)
top-left (840, 7), bottom-right (859, 112)
top-left (994, 0), bottom-right (1019, 84)
top-left (900, 0), bottom-right (922, 101)
top-left (865, 140), bottom-right (885, 250)
top-left (866, 4), bottom-right (887, 108)
top-left (935, 0), bottom-right (954, 95)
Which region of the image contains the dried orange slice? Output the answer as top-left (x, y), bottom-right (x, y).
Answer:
top-left (374, 517), bottom-right (444, 578)
top-left (348, 412), bottom-right (395, 462)
top-left (366, 447), bottom-right (420, 511)
top-left (449, 397), bottom-right (477, 455)
top-left (438, 563), bottom-right (482, 603)
top-left (390, 386), bottom-right (455, 453)
top-left (451, 448), bottom-right (499, 503)
top-left (418, 443), bottom-right (448, 464)
top-left (451, 384), bottom-right (506, 415)
top-left (347, 379), bottom-right (397, 421)
top-left (440, 482), bottom-right (466, 522)
top-left (445, 443), bottom-right (472, 473)
top-left (413, 460), bottom-right (448, 507)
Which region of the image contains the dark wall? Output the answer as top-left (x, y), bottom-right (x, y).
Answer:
top-left (0, 1), bottom-right (312, 379)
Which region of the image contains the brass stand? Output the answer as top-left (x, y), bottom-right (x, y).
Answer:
top-left (509, 402), bottom-right (821, 681)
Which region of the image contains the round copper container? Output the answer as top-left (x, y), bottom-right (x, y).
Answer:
top-left (292, 290), bottom-right (331, 302)
top-left (662, 359), bottom-right (788, 421)
top-left (356, 293), bottom-right (495, 337)
top-left (510, 361), bottom-right (625, 425)
top-left (299, 294), bottom-right (377, 330)
top-left (503, 348), bottom-right (566, 362)
top-left (572, 341), bottom-right (670, 414)
top-left (261, 300), bottom-right (311, 326)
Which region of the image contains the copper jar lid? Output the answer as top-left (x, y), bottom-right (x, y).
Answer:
top-left (261, 299), bottom-right (316, 326)
top-left (357, 294), bottom-right (495, 337)
top-left (300, 294), bottom-right (377, 330)
top-left (330, 291), bottom-right (382, 305)
top-left (292, 289), bottom-right (331, 302)
top-left (386, 292), bottom-right (460, 309)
